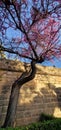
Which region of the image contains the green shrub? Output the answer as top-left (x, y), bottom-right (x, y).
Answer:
top-left (0, 118), bottom-right (61, 130)
top-left (39, 113), bottom-right (56, 122)
top-left (25, 119), bottom-right (61, 130)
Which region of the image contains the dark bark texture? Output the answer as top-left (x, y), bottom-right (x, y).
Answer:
top-left (2, 61), bottom-right (36, 128)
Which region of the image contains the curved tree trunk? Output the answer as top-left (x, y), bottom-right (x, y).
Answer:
top-left (2, 61), bottom-right (36, 128)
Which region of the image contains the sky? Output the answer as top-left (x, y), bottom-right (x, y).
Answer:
top-left (42, 59), bottom-right (61, 68)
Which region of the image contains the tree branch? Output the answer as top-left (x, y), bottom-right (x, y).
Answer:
top-left (1, 0), bottom-right (38, 60)
top-left (0, 44), bottom-right (36, 61)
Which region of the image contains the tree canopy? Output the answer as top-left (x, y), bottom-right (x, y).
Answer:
top-left (0, 0), bottom-right (61, 63)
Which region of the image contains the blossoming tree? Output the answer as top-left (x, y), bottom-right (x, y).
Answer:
top-left (0, 0), bottom-right (61, 127)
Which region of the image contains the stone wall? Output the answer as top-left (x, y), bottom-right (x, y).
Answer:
top-left (0, 59), bottom-right (61, 126)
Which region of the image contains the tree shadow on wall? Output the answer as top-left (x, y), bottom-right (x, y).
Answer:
top-left (32, 83), bottom-right (61, 118)
top-left (15, 81), bottom-right (61, 126)
top-left (37, 66), bottom-right (61, 112)
top-left (48, 83), bottom-right (61, 109)
top-left (0, 69), bottom-right (61, 126)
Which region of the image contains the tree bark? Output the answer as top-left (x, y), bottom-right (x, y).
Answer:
top-left (2, 61), bottom-right (36, 128)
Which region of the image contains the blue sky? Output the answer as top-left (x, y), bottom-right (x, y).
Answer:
top-left (42, 59), bottom-right (61, 68)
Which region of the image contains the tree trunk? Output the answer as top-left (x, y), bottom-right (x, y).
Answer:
top-left (2, 61), bottom-right (36, 128)
top-left (2, 84), bottom-right (20, 127)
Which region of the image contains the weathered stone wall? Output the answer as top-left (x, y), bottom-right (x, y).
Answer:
top-left (0, 59), bottom-right (61, 126)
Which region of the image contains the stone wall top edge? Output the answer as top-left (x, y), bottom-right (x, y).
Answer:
top-left (0, 59), bottom-right (25, 72)
top-left (0, 59), bottom-right (61, 75)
